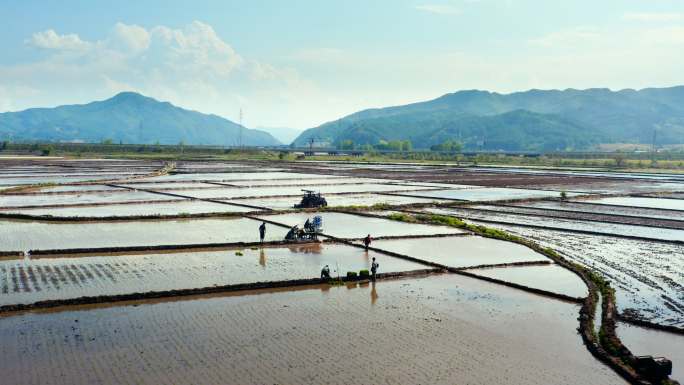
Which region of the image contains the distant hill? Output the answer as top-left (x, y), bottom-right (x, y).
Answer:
top-left (294, 86), bottom-right (684, 151)
top-left (0, 92), bottom-right (281, 146)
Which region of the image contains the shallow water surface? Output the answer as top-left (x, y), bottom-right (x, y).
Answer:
top-left (0, 274), bottom-right (623, 385)
top-left (466, 264), bottom-right (588, 298)
top-left (259, 212), bottom-right (465, 239)
top-left (0, 243), bottom-right (424, 305)
top-left (371, 235), bottom-right (549, 267)
top-left (0, 217), bottom-right (287, 252)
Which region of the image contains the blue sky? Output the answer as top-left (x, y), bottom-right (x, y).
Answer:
top-left (2, 0), bottom-right (684, 129)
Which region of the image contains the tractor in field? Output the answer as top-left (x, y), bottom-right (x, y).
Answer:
top-left (294, 189), bottom-right (327, 209)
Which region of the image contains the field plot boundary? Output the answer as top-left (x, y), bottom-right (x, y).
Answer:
top-left (0, 268), bottom-right (442, 314)
top-left (420, 209), bottom-right (684, 246)
top-left (495, 202), bottom-right (684, 224)
top-left (454, 204), bottom-right (684, 230)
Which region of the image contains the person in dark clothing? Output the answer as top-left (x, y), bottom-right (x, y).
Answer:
top-left (363, 234), bottom-right (372, 250)
top-left (371, 257), bottom-right (379, 281)
top-left (259, 222), bottom-right (266, 243)
top-left (321, 265), bottom-right (331, 279)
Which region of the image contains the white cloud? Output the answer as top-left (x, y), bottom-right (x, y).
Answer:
top-left (27, 29), bottom-right (91, 51)
top-left (528, 26), bottom-right (600, 47)
top-left (415, 4), bottom-right (461, 15)
top-left (623, 12), bottom-right (683, 22)
top-left (110, 23), bottom-right (150, 53)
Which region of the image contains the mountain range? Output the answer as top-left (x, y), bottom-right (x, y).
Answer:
top-left (293, 86), bottom-right (684, 151)
top-left (0, 92), bottom-right (280, 146)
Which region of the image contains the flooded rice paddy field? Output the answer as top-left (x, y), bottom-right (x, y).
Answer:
top-left (464, 221), bottom-right (684, 327)
top-left (238, 193), bottom-right (447, 210)
top-left (0, 190), bottom-right (182, 208)
top-left (617, 322), bottom-right (684, 381)
top-left (371, 235), bottom-right (548, 267)
top-left (509, 200), bottom-right (684, 221)
top-left (465, 204), bottom-right (684, 229)
top-left (258, 212), bottom-right (466, 239)
top-left (2, 158), bottom-right (683, 383)
top-left (393, 187), bottom-right (583, 201)
top-left (426, 207), bottom-right (684, 242)
top-left (582, 196), bottom-right (684, 211)
top-left (2, 200), bottom-right (256, 218)
top-left (0, 217), bottom-right (288, 252)
top-left (0, 274), bottom-right (624, 385)
top-left (466, 264), bottom-right (588, 298)
top-left (164, 183), bottom-right (437, 200)
top-left (0, 243), bottom-right (425, 306)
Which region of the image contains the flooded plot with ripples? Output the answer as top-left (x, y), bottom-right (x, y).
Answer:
top-left (466, 264), bottom-right (588, 298)
top-left (580, 196), bottom-right (684, 211)
top-left (169, 183), bottom-right (436, 199)
top-left (0, 217), bottom-right (287, 252)
top-left (259, 212), bottom-right (465, 239)
top-left (465, 221), bottom-right (684, 327)
top-left (0, 274), bottom-right (623, 385)
top-left (394, 187), bottom-right (583, 201)
top-left (371, 235), bottom-right (549, 267)
top-left (427, 207), bottom-right (684, 242)
top-left (0, 243), bottom-right (424, 306)
top-left (3, 200), bottom-right (257, 218)
top-left (0, 190), bottom-right (182, 208)
top-left (238, 193), bottom-right (445, 210)
top-left (617, 323), bottom-right (684, 381)
top-left (143, 172), bottom-right (339, 182)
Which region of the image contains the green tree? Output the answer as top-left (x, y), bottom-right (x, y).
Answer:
top-left (338, 140), bottom-right (355, 150)
top-left (101, 138), bottom-right (114, 145)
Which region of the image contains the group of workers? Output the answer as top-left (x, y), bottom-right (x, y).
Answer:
top-left (258, 222), bottom-right (380, 281)
top-left (321, 257), bottom-right (379, 281)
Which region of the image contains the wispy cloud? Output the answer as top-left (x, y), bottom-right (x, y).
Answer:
top-left (415, 4), bottom-right (461, 15)
top-left (529, 26), bottom-right (600, 47)
top-left (27, 30), bottom-right (91, 51)
top-left (623, 12), bottom-right (683, 22)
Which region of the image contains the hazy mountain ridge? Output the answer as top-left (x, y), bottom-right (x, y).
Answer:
top-left (0, 92), bottom-right (281, 146)
top-left (294, 86), bottom-right (684, 150)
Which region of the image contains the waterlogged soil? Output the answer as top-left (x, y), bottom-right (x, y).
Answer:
top-left (0, 274), bottom-right (624, 385)
top-left (466, 264), bottom-right (588, 298)
top-left (117, 182), bottom-right (220, 190)
top-left (227, 177), bottom-right (385, 187)
top-left (238, 193), bottom-right (446, 210)
top-left (395, 187), bottom-right (581, 201)
top-left (616, 322), bottom-right (684, 381)
top-left (468, 204), bottom-right (684, 230)
top-left (0, 217), bottom-right (288, 252)
top-left (510, 200), bottom-right (684, 221)
top-left (0, 243), bottom-right (424, 306)
top-left (427, 207), bottom-right (684, 242)
top-left (0, 190), bottom-right (182, 208)
top-left (36, 185), bottom-right (126, 193)
top-left (258, 212), bottom-right (466, 239)
top-left (371, 235), bottom-right (548, 268)
top-left (4, 200), bottom-right (256, 218)
top-left (143, 172), bottom-right (338, 182)
top-left (168, 183), bottom-right (436, 200)
top-left (582, 196), bottom-right (684, 211)
top-left (0, 174), bottom-right (143, 186)
top-left (466, 221), bottom-right (684, 327)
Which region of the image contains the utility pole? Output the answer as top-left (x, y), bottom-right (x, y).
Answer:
top-left (651, 128), bottom-right (657, 164)
top-left (238, 108), bottom-right (243, 149)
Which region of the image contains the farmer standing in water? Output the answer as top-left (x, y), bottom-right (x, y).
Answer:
top-left (363, 234), bottom-right (372, 251)
top-left (371, 257), bottom-right (379, 281)
top-left (259, 222), bottom-right (266, 243)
